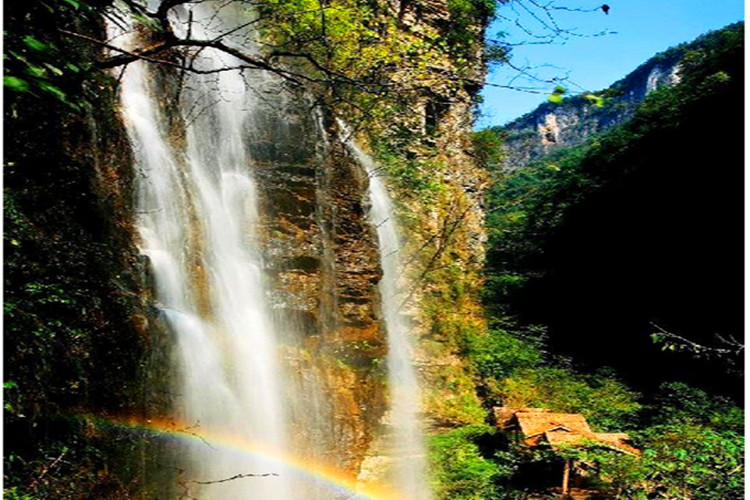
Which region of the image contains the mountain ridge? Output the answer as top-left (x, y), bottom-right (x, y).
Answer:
top-left (498, 22), bottom-right (743, 170)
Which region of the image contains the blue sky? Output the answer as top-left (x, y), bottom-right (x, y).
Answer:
top-left (477, 0), bottom-right (745, 127)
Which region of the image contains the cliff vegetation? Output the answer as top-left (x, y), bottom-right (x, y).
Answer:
top-left (497, 22), bottom-right (743, 169)
top-left (4, 0), bottom-right (162, 498)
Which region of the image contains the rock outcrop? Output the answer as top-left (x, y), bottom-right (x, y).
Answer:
top-left (244, 87), bottom-right (385, 473)
top-left (501, 37), bottom-right (691, 170)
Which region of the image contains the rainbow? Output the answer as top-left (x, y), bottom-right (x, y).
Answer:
top-left (78, 414), bottom-right (401, 500)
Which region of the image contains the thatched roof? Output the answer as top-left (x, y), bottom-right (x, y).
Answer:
top-left (545, 429), bottom-right (589, 447)
top-left (544, 430), bottom-right (639, 455)
top-left (493, 407), bottom-right (640, 455)
top-left (516, 412), bottom-right (592, 438)
top-left (494, 406), bottom-right (550, 428)
top-left (592, 433), bottom-right (640, 456)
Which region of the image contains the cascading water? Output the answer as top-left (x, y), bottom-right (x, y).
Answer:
top-left (112, 1), bottom-right (431, 497)
top-left (113, 5), bottom-right (291, 499)
top-left (339, 123), bottom-right (432, 500)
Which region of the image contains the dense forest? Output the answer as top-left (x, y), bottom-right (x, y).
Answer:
top-left (454, 22), bottom-right (743, 499)
top-left (3, 0), bottom-right (744, 498)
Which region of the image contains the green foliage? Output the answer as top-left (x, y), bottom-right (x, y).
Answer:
top-left (469, 25), bottom-right (745, 499)
top-left (3, 487), bottom-right (42, 500)
top-left (4, 1), bottom-right (154, 496)
top-left (4, 76), bottom-right (32, 92)
top-left (634, 425), bottom-right (744, 500)
top-left (544, 444), bottom-right (650, 499)
top-left (482, 143), bottom-right (592, 312)
top-left (4, 380), bottom-right (21, 415)
top-left (471, 129), bottom-right (505, 170)
top-left (371, 139), bottom-right (448, 201)
top-left (3, 425), bottom-right (148, 500)
top-left (616, 382), bottom-right (745, 499)
top-left (463, 327), bottom-right (543, 381)
top-left (259, 0), bottom-right (480, 126)
top-left (499, 367), bottom-right (641, 431)
top-left (429, 425), bottom-right (507, 500)
top-left (444, 0), bottom-right (497, 61)
top-left (582, 93), bottom-right (605, 108)
top-left (562, 423), bottom-right (744, 500)
top-left (644, 382), bottom-right (743, 432)
top-left (462, 321), bottom-right (642, 433)
top-left (547, 85), bottom-right (566, 104)
top-left (483, 22), bottom-right (744, 318)
top-left (506, 383), bottom-right (745, 499)
top-left (545, 88), bottom-right (605, 108)
top-left (4, 184), bottom-right (145, 418)
top-left (4, 0), bottom-right (95, 111)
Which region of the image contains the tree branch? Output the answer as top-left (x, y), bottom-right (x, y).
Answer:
top-left (192, 472), bottom-right (280, 484)
top-left (650, 322), bottom-right (744, 359)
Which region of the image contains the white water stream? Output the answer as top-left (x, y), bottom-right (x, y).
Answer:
top-left (339, 123), bottom-right (432, 500)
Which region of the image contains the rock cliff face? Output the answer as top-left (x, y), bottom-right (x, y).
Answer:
top-left (3, 7), bottom-right (164, 497)
top-left (238, 0), bottom-right (493, 486)
top-left (340, 12), bottom-right (493, 494)
top-left (138, 6), bottom-right (489, 480)
top-left (250, 5), bottom-right (491, 478)
top-left (245, 0), bottom-right (492, 480)
top-left (243, 88), bottom-right (386, 472)
top-left (501, 42), bottom-right (686, 169)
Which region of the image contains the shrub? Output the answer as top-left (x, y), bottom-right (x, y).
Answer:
top-left (429, 425), bottom-right (507, 500)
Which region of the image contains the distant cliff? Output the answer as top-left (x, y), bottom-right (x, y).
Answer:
top-left (500, 23), bottom-right (742, 170)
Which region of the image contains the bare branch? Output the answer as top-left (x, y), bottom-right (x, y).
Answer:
top-left (192, 472), bottom-right (280, 484)
top-left (29, 450), bottom-right (67, 492)
top-left (176, 421), bottom-right (219, 451)
top-left (59, 29), bottom-right (309, 85)
top-left (173, 466), bottom-right (278, 500)
top-left (650, 322), bottom-right (744, 360)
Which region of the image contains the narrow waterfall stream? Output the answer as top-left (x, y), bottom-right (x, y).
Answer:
top-left (339, 123), bottom-right (432, 500)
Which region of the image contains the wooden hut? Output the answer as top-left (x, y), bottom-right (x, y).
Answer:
top-left (494, 407), bottom-right (639, 497)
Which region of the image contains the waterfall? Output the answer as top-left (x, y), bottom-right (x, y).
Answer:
top-left (338, 122), bottom-right (432, 500)
top-left (112, 2), bottom-right (431, 497)
top-left (113, 5), bottom-right (291, 499)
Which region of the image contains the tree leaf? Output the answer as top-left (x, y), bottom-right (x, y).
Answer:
top-left (3, 76), bottom-right (30, 92)
top-left (548, 86), bottom-right (566, 104)
top-left (37, 81), bottom-right (67, 101)
top-left (23, 36), bottom-right (52, 53)
top-left (44, 63), bottom-right (64, 76)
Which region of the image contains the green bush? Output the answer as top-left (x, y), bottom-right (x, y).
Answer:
top-left (471, 128), bottom-right (505, 171)
top-left (649, 382), bottom-right (743, 432)
top-left (429, 425), bottom-right (506, 500)
top-left (635, 424), bottom-right (744, 500)
top-left (498, 366), bottom-right (641, 431)
top-left (464, 328), bottom-right (543, 380)
top-left (3, 487), bottom-right (41, 500)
